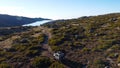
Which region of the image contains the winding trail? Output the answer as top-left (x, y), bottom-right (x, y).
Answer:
top-left (40, 27), bottom-right (53, 58)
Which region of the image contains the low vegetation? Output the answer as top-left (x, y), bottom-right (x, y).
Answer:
top-left (1, 13), bottom-right (120, 68)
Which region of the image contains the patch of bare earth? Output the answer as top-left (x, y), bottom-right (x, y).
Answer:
top-left (40, 27), bottom-right (53, 58)
top-left (0, 36), bottom-right (20, 48)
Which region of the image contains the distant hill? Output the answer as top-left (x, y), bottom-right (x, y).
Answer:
top-left (0, 14), bottom-right (50, 27)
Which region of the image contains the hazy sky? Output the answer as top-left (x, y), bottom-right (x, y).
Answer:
top-left (0, 0), bottom-right (120, 19)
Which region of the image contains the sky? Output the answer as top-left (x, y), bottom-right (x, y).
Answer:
top-left (0, 0), bottom-right (120, 20)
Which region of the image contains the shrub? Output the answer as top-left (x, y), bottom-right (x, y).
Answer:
top-left (92, 48), bottom-right (100, 52)
top-left (93, 59), bottom-right (106, 68)
top-left (49, 39), bottom-right (57, 45)
top-left (111, 45), bottom-right (120, 50)
top-left (97, 42), bottom-right (113, 51)
top-left (108, 53), bottom-right (115, 58)
top-left (49, 62), bottom-right (65, 68)
top-left (31, 38), bottom-right (39, 45)
top-left (0, 51), bottom-right (6, 56)
top-left (107, 52), bottom-right (119, 58)
top-left (28, 46), bottom-right (41, 50)
top-left (32, 57), bottom-right (52, 68)
top-left (117, 56), bottom-right (120, 63)
top-left (0, 37), bottom-right (3, 41)
top-left (37, 34), bottom-right (46, 44)
top-left (0, 63), bottom-right (11, 68)
top-left (25, 50), bottom-right (39, 57)
top-left (0, 57), bottom-right (6, 62)
top-left (51, 46), bottom-right (63, 52)
top-left (12, 44), bottom-right (27, 52)
top-left (49, 37), bottom-right (64, 46)
top-left (82, 47), bottom-right (90, 52)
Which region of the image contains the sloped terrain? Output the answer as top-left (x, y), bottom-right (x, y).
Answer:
top-left (43, 13), bottom-right (120, 68)
top-left (1, 13), bottom-right (120, 68)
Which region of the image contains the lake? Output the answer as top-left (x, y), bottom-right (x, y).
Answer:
top-left (23, 20), bottom-right (51, 26)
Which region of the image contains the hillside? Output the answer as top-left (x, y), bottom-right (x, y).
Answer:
top-left (0, 13), bottom-right (120, 68)
top-left (0, 14), bottom-right (49, 27)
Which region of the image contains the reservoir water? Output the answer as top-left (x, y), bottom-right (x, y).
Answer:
top-left (23, 20), bottom-right (51, 26)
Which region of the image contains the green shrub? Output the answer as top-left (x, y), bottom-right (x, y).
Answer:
top-left (97, 44), bottom-right (110, 50)
top-left (110, 53), bottom-right (118, 58)
top-left (32, 57), bottom-right (52, 68)
top-left (49, 39), bottom-right (58, 46)
top-left (49, 62), bottom-right (65, 68)
top-left (31, 38), bottom-right (39, 45)
top-left (117, 56), bottom-right (120, 63)
top-left (28, 46), bottom-right (41, 50)
top-left (111, 45), bottom-right (120, 50)
top-left (0, 63), bottom-right (11, 68)
top-left (0, 57), bottom-right (6, 62)
top-left (108, 53), bottom-right (116, 58)
top-left (12, 44), bottom-right (27, 52)
top-left (92, 48), bottom-right (100, 52)
top-left (37, 34), bottom-right (46, 43)
top-left (12, 54), bottom-right (26, 62)
top-left (49, 37), bottom-right (63, 46)
top-left (0, 51), bottom-right (6, 56)
top-left (93, 59), bottom-right (106, 68)
top-left (51, 46), bottom-right (63, 51)
top-left (0, 37), bottom-right (3, 41)
top-left (25, 50), bottom-right (39, 57)
top-left (82, 47), bottom-right (90, 52)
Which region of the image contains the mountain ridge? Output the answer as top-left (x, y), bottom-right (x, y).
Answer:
top-left (0, 14), bottom-right (50, 27)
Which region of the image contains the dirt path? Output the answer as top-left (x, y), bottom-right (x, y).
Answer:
top-left (40, 27), bottom-right (53, 58)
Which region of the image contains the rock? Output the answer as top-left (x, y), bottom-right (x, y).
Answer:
top-left (118, 63), bottom-right (120, 67)
top-left (53, 51), bottom-right (65, 60)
